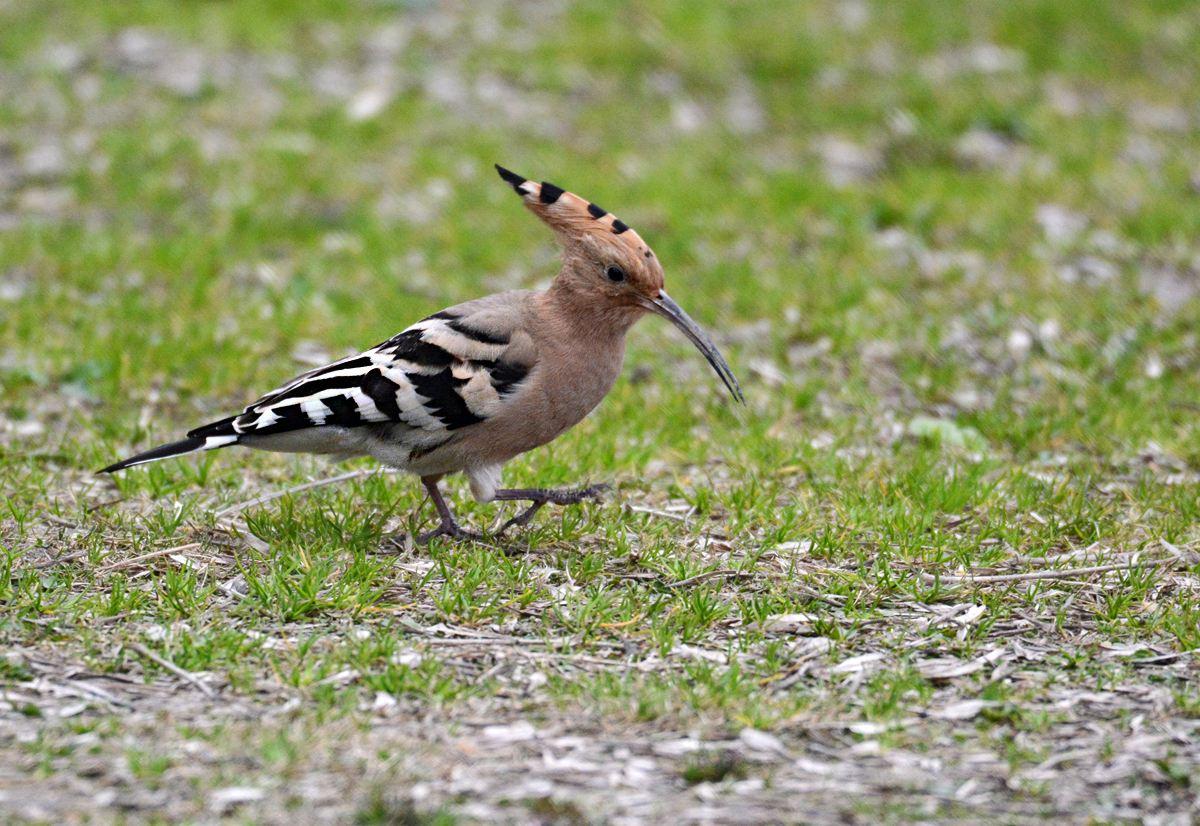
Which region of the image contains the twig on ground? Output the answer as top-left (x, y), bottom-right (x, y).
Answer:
top-left (1012, 543), bottom-right (1112, 566)
top-left (1160, 539), bottom-right (1200, 564)
top-left (918, 556), bottom-right (1178, 586)
top-left (83, 497), bottom-right (125, 513)
top-left (664, 568), bottom-right (752, 589)
top-left (55, 678), bottom-right (135, 710)
top-left (214, 468), bottom-right (389, 518)
top-left (403, 637), bottom-right (531, 647)
top-left (624, 504), bottom-right (691, 523)
top-left (128, 642), bottom-right (215, 698)
top-left (98, 543), bottom-right (202, 573)
top-left (34, 549), bottom-right (91, 569)
top-left (93, 611), bottom-right (132, 625)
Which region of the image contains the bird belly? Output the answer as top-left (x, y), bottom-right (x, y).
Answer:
top-left (245, 424), bottom-right (454, 474)
top-left (241, 426), bottom-right (372, 460)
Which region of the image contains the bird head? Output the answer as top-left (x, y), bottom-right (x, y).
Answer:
top-left (495, 164), bottom-right (744, 404)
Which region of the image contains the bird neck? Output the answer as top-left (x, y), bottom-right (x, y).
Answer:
top-left (541, 275), bottom-right (643, 341)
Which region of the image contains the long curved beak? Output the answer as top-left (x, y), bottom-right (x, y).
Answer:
top-left (638, 290), bottom-right (745, 405)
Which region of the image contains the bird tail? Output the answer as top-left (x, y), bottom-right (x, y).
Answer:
top-left (98, 417), bottom-right (240, 473)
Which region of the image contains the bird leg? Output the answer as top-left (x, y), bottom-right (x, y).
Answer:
top-left (417, 476), bottom-right (483, 544)
top-left (493, 484), bottom-right (608, 534)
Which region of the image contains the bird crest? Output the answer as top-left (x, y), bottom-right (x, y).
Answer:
top-left (494, 164), bottom-right (652, 257)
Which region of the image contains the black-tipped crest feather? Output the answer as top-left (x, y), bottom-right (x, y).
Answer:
top-left (494, 164), bottom-right (528, 194)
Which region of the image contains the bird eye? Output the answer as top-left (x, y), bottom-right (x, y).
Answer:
top-left (605, 265), bottom-right (626, 283)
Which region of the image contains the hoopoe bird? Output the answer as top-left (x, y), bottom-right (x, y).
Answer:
top-left (101, 166), bottom-right (744, 541)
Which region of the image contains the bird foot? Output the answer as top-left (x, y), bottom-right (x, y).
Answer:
top-left (540, 483), bottom-right (609, 505)
top-left (496, 484), bottom-right (609, 534)
top-left (410, 480), bottom-right (608, 543)
top-left (415, 475), bottom-right (486, 545)
top-left (416, 519), bottom-right (485, 545)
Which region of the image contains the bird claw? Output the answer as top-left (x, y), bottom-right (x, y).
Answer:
top-left (414, 483), bottom-right (611, 543)
top-left (495, 483), bottom-right (609, 534)
top-left (549, 483), bottom-right (609, 505)
top-left (416, 521), bottom-right (485, 545)
top-left (497, 501), bottom-right (547, 535)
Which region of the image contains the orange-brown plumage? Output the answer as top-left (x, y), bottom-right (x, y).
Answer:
top-left (101, 165), bottom-right (743, 542)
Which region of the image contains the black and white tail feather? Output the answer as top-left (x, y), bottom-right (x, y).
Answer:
top-left (97, 430), bottom-right (238, 474)
top-left (99, 301), bottom-right (533, 474)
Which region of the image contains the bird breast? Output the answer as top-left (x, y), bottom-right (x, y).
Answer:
top-left (435, 331), bottom-right (627, 470)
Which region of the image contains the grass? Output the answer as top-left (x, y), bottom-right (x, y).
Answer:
top-left (2, 0), bottom-right (1199, 821)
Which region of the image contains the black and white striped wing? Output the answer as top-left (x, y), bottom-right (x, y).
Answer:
top-left (191, 305), bottom-right (534, 442)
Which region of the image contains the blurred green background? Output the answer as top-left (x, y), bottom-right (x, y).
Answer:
top-left (4, 0), bottom-right (1200, 658)
top-left (2, 0), bottom-right (1198, 471)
